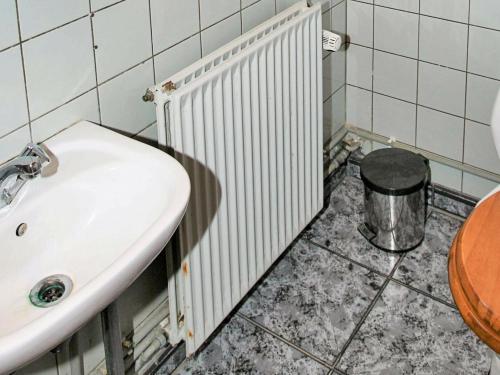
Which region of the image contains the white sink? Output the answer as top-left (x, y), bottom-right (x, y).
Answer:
top-left (0, 121), bottom-right (190, 373)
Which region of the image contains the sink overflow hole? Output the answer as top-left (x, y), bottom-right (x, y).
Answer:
top-left (16, 223), bottom-right (27, 237)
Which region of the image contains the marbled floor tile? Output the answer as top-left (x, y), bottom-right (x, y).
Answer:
top-left (155, 343), bottom-right (186, 375)
top-left (239, 239), bottom-right (385, 363)
top-left (172, 315), bottom-right (329, 375)
top-left (305, 176), bottom-right (401, 274)
top-left (393, 211), bottom-right (463, 305)
top-left (337, 282), bottom-right (490, 375)
top-left (431, 193), bottom-right (474, 219)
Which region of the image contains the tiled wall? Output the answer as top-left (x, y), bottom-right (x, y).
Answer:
top-left (323, 0), bottom-right (348, 144)
top-left (346, 0), bottom-right (500, 198)
top-left (0, 0), bottom-right (345, 165)
top-left (2, 1), bottom-right (346, 373)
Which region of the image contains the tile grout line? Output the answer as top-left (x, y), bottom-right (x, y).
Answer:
top-left (461, 0), bottom-right (472, 191)
top-left (147, 0), bottom-right (156, 84)
top-left (414, 0), bottom-right (421, 146)
top-left (389, 278), bottom-right (457, 311)
top-left (305, 223), bottom-right (461, 311)
top-left (350, 0), bottom-right (500, 34)
top-left (236, 312), bottom-right (335, 370)
top-left (305, 230), bottom-right (459, 311)
top-left (430, 205), bottom-right (467, 222)
top-left (347, 39), bottom-right (500, 85)
top-left (305, 238), bottom-right (391, 278)
top-left (346, 82), bottom-right (492, 128)
top-left (370, 0), bottom-right (374, 134)
top-left (14, 0), bottom-right (33, 141)
top-left (331, 254), bottom-right (407, 371)
top-left (88, 4), bottom-right (102, 126)
top-left (197, 0), bottom-right (203, 56)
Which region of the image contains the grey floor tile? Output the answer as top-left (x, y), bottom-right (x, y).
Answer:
top-left (337, 282), bottom-right (490, 375)
top-left (393, 211), bottom-right (463, 305)
top-left (155, 343), bottom-right (186, 375)
top-left (173, 315), bottom-right (329, 375)
top-left (305, 176), bottom-right (401, 275)
top-left (239, 239), bottom-right (385, 363)
top-left (431, 193), bottom-right (474, 219)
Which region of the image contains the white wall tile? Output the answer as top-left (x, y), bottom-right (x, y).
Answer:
top-left (323, 48), bottom-right (346, 100)
top-left (346, 44), bottom-right (372, 90)
top-left (374, 6), bottom-right (418, 58)
top-left (276, 0), bottom-right (303, 12)
top-left (416, 106), bottom-right (463, 161)
top-left (323, 9), bottom-right (333, 59)
top-left (470, 0), bottom-right (500, 30)
top-left (93, 0), bottom-right (151, 83)
top-left (466, 74), bottom-right (500, 125)
top-left (323, 85), bottom-right (346, 142)
top-left (150, 0), bottom-right (199, 54)
top-left (17, 0), bottom-right (88, 40)
top-left (99, 60), bottom-right (155, 135)
top-left (464, 120), bottom-right (500, 174)
top-left (346, 85), bottom-right (372, 131)
top-left (373, 93), bottom-right (416, 145)
top-left (242, 0), bottom-right (258, 7)
top-left (332, 1), bottom-right (347, 41)
top-left (201, 13), bottom-right (241, 56)
top-left (375, 0), bottom-right (418, 12)
top-left (200, 0), bottom-right (240, 29)
top-left (31, 90), bottom-right (100, 142)
top-left (421, 0), bottom-right (469, 23)
top-left (468, 26), bottom-right (500, 81)
top-left (0, 126), bottom-right (31, 165)
top-left (0, 46), bottom-right (29, 135)
top-left (242, 0), bottom-right (276, 32)
top-left (462, 172), bottom-right (498, 199)
top-left (135, 122), bottom-right (158, 145)
top-left (23, 18), bottom-right (95, 119)
top-left (0, 1), bottom-right (19, 50)
top-left (418, 62), bottom-right (466, 116)
top-left (331, 0), bottom-right (345, 6)
top-left (429, 160), bottom-right (462, 191)
top-left (343, 0), bottom-right (500, 185)
top-left (419, 16), bottom-right (468, 70)
top-left (347, 0), bottom-right (373, 47)
top-left (373, 50), bottom-right (417, 102)
top-left (154, 35), bottom-right (201, 83)
top-left (90, 0), bottom-right (119, 11)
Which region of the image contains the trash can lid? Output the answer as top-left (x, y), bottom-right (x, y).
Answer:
top-left (360, 148), bottom-right (428, 196)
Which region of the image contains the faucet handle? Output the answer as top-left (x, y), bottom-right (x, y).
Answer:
top-left (20, 143), bottom-right (58, 177)
top-left (20, 143), bottom-right (50, 162)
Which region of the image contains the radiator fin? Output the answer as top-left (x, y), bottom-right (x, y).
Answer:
top-left (155, 2), bottom-right (323, 355)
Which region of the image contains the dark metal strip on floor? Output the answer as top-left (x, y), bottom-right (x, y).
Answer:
top-left (307, 234), bottom-right (459, 311)
top-left (331, 254), bottom-right (407, 370)
top-left (305, 238), bottom-right (392, 279)
top-left (430, 206), bottom-right (467, 222)
top-left (388, 277), bottom-right (458, 311)
top-left (328, 367), bottom-right (347, 375)
top-left (236, 312), bottom-right (335, 370)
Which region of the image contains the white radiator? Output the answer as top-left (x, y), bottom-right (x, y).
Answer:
top-left (148, 1), bottom-right (323, 355)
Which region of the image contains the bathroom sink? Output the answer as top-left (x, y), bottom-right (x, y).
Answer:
top-left (0, 121), bottom-right (190, 373)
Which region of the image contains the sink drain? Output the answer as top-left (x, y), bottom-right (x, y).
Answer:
top-left (29, 275), bottom-right (73, 308)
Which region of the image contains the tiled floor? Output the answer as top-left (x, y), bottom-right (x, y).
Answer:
top-left (157, 175), bottom-right (490, 375)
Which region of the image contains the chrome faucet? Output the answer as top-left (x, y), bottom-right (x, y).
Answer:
top-left (0, 143), bottom-right (51, 209)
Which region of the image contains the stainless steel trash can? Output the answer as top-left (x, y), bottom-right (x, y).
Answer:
top-left (358, 148), bottom-right (429, 252)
